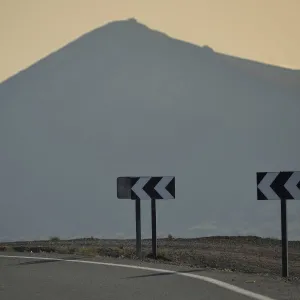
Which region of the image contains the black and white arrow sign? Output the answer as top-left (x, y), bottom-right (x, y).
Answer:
top-left (117, 176), bottom-right (175, 200)
top-left (257, 171), bottom-right (300, 200)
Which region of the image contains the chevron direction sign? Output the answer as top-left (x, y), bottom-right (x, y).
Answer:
top-left (257, 171), bottom-right (300, 200)
top-left (256, 171), bottom-right (300, 278)
top-left (117, 176), bottom-right (175, 200)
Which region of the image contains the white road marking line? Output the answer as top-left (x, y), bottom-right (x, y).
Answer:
top-left (0, 254), bottom-right (275, 300)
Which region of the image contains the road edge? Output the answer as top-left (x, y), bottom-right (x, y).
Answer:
top-left (0, 254), bottom-right (275, 300)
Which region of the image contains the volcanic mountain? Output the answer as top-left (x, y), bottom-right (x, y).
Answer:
top-left (0, 18), bottom-right (299, 241)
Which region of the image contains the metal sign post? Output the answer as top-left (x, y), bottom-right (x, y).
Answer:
top-left (135, 198), bottom-right (142, 258)
top-left (151, 198), bottom-right (157, 258)
top-left (280, 199), bottom-right (288, 277)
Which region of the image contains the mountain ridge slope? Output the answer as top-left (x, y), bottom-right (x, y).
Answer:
top-left (0, 18), bottom-right (299, 241)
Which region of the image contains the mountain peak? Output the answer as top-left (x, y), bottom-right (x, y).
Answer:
top-left (100, 17), bottom-right (152, 33)
top-left (126, 17), bottom-right (138, 23)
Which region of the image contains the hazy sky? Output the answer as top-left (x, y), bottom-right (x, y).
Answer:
top-left (1, 0), bottom-right (299, 82)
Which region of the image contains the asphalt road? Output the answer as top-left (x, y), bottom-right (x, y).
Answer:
top-left (0, 254), bottom-right (276, 300)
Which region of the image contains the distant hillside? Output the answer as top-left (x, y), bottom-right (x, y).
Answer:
top-left (0, 18), bottom-right (299, 241)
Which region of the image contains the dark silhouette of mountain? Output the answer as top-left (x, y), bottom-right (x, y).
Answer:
top-left (0, 18), bottom-right (299, 241)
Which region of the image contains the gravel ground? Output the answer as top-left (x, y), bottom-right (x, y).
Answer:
top-left (1, 236), bottom-right (300, 279)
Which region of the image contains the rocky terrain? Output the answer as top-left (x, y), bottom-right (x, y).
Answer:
top-left (1, 236), bottom-right (300, 279)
